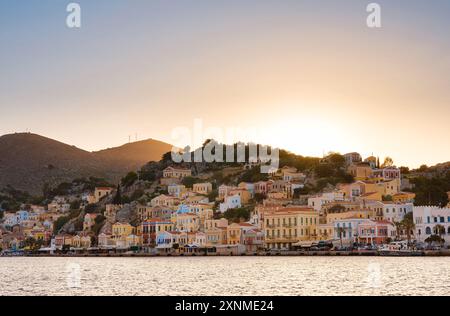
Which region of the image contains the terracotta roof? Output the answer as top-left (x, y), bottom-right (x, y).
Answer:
top-left (238, 223), bottom-right (254, 227)
top-left (360, 192), bottom-right (378, 197)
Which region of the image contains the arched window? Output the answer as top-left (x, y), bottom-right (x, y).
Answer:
top-left (425, 227), bottom-right (432, 235)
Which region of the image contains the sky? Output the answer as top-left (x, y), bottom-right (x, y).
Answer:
top-left (1, 0), bottom-right (449, 168)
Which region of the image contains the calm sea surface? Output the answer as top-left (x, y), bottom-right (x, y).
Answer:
top-left (1, 257), bottom-right (449, 296)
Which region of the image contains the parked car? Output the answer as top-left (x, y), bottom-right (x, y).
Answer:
top-left (335, 246), bottom-right (352, 251)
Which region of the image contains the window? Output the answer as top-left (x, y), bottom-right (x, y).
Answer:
top-left (427, 216), bottom-right (430, 223)
top-left (434, 217), bottom-right (438, 223)
top-left (425, 227), bottom-right (432, 235)
top-left (440, 217), bottom-right (445, 223)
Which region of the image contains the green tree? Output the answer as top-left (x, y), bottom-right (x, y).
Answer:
top-left (139, 169), bottom-right (156, 182)
top-left (400, 166), bottom-right (410, 175)
top-left (393, 221), bottom-right (402, 241)
top-left (112, 184), bottom-right (122, 205)
top-left (53, 216), bottom-right (70, 234)
top-left (181, 176), bottom-right (202, 188)
top-left (24, 237), bottom-right (42, 251)
top-left (326, 153), bottom-right (346, 169)
top-left (84, 203), bottom-right (99, 214)
top-left (121, 172), bottom-right (138, 187)
top-left (130, 189), bottom-right (145, 201)
top-left (381, 157), bottom-right (394, 168)
top-left (92, 215), bottom-right (106, 235)
top-left (223, 207), bottom-right (251, 223)
top-left (425, 234), bottom-right (444, 245)
top-left (207, 189), bottom-right (218, 202)
top-left (238, 166), bottom-right (269, 183)
top-left (410, 174), bottom-right (450, 206)
top-left (418, 165), bottom-right (429, 172)
top-left (70, 199), bottom-right (81, 210)
top-left (400, 212), bottom-right (415, 247)
top-left (434, 224), bottom-right (445, 237)
top-left (162, 151), bottom-right (173, 162)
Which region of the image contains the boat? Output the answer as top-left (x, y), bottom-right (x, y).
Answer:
top-left (378, 241), bottom-right (423, 256)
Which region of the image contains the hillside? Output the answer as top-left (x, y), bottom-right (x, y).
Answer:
top-left (93, 138), bottom-right (172, 167)
top-left (0, 133), bottom-right (172, 195)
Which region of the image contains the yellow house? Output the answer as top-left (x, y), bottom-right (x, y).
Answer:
top-left (205, 218), bottom-right (228, 230)
top-left (317, 223), bottom-right (334, 240)
top-left (193, 183), bottom-right (213, 195)
top-left (267, 191), bottom-right (288, 199)
top-left (383, 179), bottom-right (401, 196)
top-left (205, 227), bottom-right (228, 246)
top-left (71, 235), bottom-right (92, 249)
top-left (136, 205), bottom-right (153, 221)
top-left (263, 207), bottom-right (319, 249)
top-left (227, 223), bottom-right (242, 245)
top-left (359, 191), bottom-right (383, 201)
top-left (30, 227), bottom-right (46, 242)
top-left (173, 212), bottom-right (200, 232)
top-left (126, 234), bottom-right (141, 247)
top-left (229, 188), bottom-right (252, 204)
top-left (338, 182), bottom-right (366, 199)
top-left (150, 194), bottom-right (180, 207)
top-left (392, 192), bottom-right (416, 203)
top-left (326, 209), bottom-right (374, 224)
top-left (163, 166), bottom-right (192, 178)
top-left (363, 178), bottom-right (401, 197)
top-left (348, 163), bottom-right (373, 180)
top-left (93, 187), bottom-right (114, 203)
top-left (112, 222), bottom-right (134, 239)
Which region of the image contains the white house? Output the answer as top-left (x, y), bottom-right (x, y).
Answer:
top-left (333, 218), bottom-right (373, 246)
top-left (413, 206), bottom-right (450, 244)
top-left (167, 184), bottom-right (186, 198)
top-left (219, 195), bottom-right (241, 213)
top-left (382, 202), bottom-right (413, 223)
top-left (3, 213), bottom-right (19, 227)
top-left (308, 192), bottom-right (345, 212)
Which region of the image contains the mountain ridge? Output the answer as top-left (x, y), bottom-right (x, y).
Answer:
top-left (0, 133), bottom-right (172, 195)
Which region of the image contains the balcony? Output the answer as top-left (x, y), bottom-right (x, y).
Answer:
top-left (266, 235), bottom-right (297, 241)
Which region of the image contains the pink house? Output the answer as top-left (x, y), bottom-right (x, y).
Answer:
top-left (357, 220), bottom-right (393, 245)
